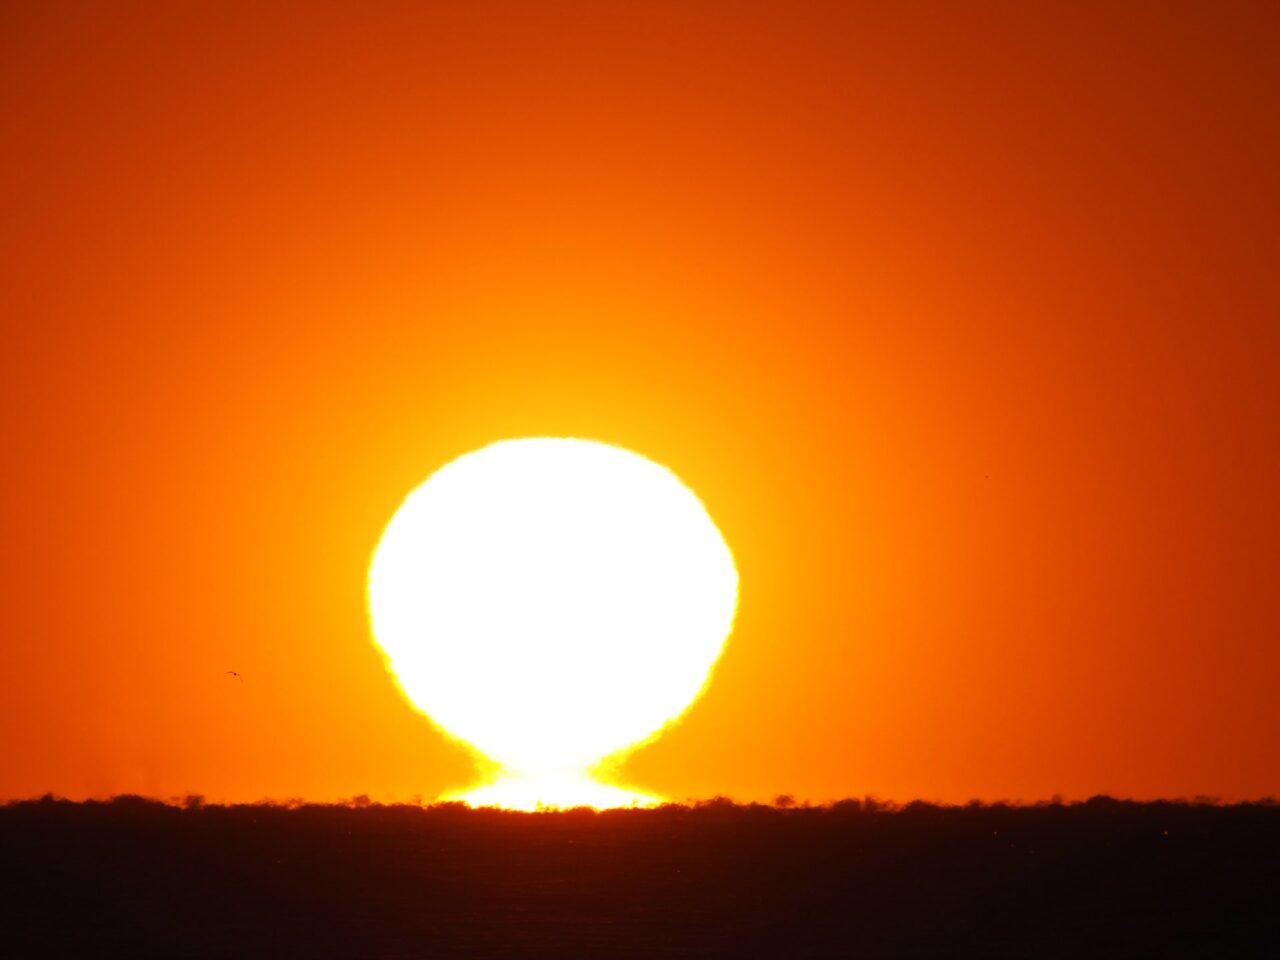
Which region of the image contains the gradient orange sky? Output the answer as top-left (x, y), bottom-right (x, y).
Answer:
top-left (3, 1), bottom-right (1278, 804)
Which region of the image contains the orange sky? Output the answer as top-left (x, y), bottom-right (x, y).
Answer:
top-left (3, 1), bottom-right (1278, 804)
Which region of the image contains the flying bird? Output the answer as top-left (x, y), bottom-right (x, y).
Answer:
top-left (225, 671), bottom-right (243, 682)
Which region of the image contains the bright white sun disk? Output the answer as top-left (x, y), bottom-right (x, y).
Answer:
top-left (367, 438), bottom-right (738, 809)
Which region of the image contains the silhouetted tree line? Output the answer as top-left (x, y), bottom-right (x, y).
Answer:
top-left (3, 794), bottom-right (1277, 957)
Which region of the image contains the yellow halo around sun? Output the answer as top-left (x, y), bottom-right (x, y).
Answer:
top-left (367, 437), bottom-right (739, 810)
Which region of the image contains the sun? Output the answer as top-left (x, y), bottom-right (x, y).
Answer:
top-left (367, 438), bottom-right (739, 810)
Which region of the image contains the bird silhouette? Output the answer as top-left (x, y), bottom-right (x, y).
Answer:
top-left (225, 671), bottom-right (243, 682)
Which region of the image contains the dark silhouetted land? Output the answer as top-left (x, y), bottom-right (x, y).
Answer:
top-left (3, 795), bottom-right (1277, 957)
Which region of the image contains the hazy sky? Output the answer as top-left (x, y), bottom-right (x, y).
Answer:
top-left (2, 1), bottom-right (1278, 803)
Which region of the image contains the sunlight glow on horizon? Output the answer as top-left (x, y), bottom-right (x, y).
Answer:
top-left (367, 438), bottom-right (739, 811)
